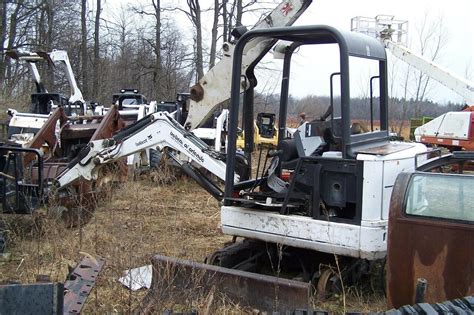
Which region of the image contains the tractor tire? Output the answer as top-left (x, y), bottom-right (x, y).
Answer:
top-left (149, 149), bottom-right (162, 169)
top-left (0, 220), bottom-right (6, 253)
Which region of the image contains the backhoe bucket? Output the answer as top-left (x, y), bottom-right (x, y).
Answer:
top-left (139, 254), bottom-right (311, 313)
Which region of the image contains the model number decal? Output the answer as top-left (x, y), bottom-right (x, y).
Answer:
top-left (135, 134), bottom-right (152, 147)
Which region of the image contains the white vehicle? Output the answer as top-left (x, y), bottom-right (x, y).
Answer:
top-left (413, 107), bottom-right (474, 150)
top-left (3, 5), bottom-right (429, 306)
top-left (5, 49), bottom-right (87, 145)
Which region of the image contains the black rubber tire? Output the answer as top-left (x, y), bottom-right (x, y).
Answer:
top-left (149, 149), bottom-right (162, 169)
top-left (0, 220), bottom-right (6, 253)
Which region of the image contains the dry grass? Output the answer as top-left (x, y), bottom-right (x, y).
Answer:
top-left (0, 173), bottom-right (231, 313)
top-left (0, 169), bottom-right (387, 313)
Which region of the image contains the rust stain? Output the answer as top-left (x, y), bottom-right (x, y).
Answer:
top-left (387, 172), bottom-right (474, 308)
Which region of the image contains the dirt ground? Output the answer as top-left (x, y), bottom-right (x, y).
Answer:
top-left (0, 171), bottom-right (387, 313)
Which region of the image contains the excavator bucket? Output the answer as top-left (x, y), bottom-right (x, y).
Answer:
top-left (139, 255), bottom-right (311, 313)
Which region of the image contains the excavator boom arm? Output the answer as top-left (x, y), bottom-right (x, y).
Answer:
top-left (184, 0), bottom-right (312, 130)
top-left (56, 112), bottom-right (233, 188)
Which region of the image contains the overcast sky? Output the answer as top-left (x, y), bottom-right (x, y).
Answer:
top-left (110, 0), bottom-right (473, 104)
top-left (293, 0), bottom-right (473, 104)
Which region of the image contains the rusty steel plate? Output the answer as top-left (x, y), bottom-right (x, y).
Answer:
top-left (356, 142), bottom-right (415, 156)
top-left (63, 255), bottom-right (106, 314)
top-left (140, 254), bottom-right (311, 313)
top-left (387, 172), bottom-right (474, 308)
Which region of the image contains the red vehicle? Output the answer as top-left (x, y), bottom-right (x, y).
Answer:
top-left (387, 151), bottom-right (474, 307)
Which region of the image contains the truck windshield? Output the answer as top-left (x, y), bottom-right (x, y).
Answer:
top-left (405, 173), bottom-right (474, 223)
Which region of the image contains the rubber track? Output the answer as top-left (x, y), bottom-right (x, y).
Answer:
top-left (159, 295), bottom-right (474, 314)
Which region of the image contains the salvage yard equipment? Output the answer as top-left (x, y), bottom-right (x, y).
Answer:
top-left (237, 112), bottom-right (279, 149)
top-left (413, 105), bottom-right (474, 151)
top-left (0, 255), bottom-right (105, 314)
top-left (5, 49), bottom-right (88, 147)
top-left (387, 151), bottom-right (474, 308)
top-left (4, 1), bottom-right (472, 311)
top-left (0, 105), bottom-right (127, 227)
top-left (1, 0), bottom-right (311, 229)
top-left (49, 23), bottom-right (434, 311)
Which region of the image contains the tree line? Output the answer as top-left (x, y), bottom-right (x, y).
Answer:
top-left (0, 0), bottom-right (267, 111)
top-left (255, 93), bottom-right (463, 133)
top-left (0, 0), bottom-right (463, 128)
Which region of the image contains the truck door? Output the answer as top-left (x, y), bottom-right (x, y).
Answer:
top-left (387, 171), bottom-right (473, 308)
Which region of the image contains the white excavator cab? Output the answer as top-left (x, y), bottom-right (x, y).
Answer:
top-left (222, 25), bottom-right (427, 260)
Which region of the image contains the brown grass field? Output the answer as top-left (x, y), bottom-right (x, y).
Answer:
top-left (0, 119), bottom-right (410, 313)
top-left (0, 168), bottom-right (387, 313)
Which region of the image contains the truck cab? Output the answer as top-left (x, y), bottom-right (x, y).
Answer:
top-left (387, 151), bottom-right (474, 307)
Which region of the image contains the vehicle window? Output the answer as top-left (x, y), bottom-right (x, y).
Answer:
top-left (348, 56), bottom-right (381, 134)
top-left (122, 98), bottom-right (138, 105)
top-left (156, 105), bottom-right (175, 113)
top-left (405, 173), bottom-right (474, 222)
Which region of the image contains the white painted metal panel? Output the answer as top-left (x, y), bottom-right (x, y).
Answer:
top-left (361, 160), bottom-right (384, 221)
top-left (358, 142), bottom-right (426, 221)
top-left (359, 224), bottom-right (387, 259)
top-left (221, 206), bottom-right (387, 259)
top-left (415, 112), bottom-right (471, 141)
top-left (9, 115), bottom-right (49, 130)
top-left (381, 157), bottom-right (417, 219)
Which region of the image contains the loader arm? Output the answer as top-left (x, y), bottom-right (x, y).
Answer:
top-left (56, 111), bottom-right (235, 193)
top-left (6, 50), bottom-right (47, 93)
top-left (46, 50), bottom-right (85, 104)
top-left (184, 0), bottom-right (312, 130)
top-left (6, 49), bottom-right (85, 105)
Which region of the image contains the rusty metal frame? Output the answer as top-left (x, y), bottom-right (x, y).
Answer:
top-left (140, 254), bottom-right (310, 313)
top-left (63, 255), bottom-right (106, 313)
top-left (90, 105), bottom-right (125, 141)
top-left (2, 105), bottom-right (128, 217)
top-left (387, 153), bottom-right (474, 308)
top-left (23, 107), bottom-right (68, 165)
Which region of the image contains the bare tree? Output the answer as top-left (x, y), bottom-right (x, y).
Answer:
top-left (0, 0), bottom-right (8, 91)
top-left (35, 0), bottom-right (54, 89)
top-left (153, 0), bottom-right (162, 97)
top-left (81, 0), bottom-right (88, 98)
top-left (222, 0), bottom-right (257, 42)
top-left (222, 0), bottom-right (228, 43)
top-left (132, 0), bottom-right (164, 98)
top-left (412, 13), bottom-right (449, 116)
top-left (186, 0), bottom-right (204, 80)
top-left (208, 0), bottom-right (219, 69)
top-left (4, 2), bottom-right (22, 91)
top-left (92, 0), bottom-right (101, 100)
